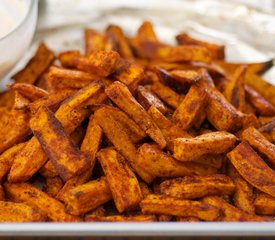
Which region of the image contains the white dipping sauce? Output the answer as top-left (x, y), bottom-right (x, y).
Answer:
top-left (0, 0), bottom-right (28, 38)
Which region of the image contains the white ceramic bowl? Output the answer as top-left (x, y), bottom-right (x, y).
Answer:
top-left (0, 0), bottom-right (37, 80)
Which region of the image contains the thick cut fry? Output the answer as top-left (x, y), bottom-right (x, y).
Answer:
top-left (223, 65), bottom-right (246, 112)
top-left (58, 50), bottom-right (81, 68)
top-left (137, 85), bottom-right (167, 114)
top-left (47, 66), bottom-right (98, 90)
top-left (160, 175), bottom-right (235, 199)
top-left (173, 131), bottom-right (236, 161)
top-left (5, 183), bottom-right (80, 222)
top-left (0, 143), bottom-right (25, 182)
top-left (258, 119), bottom-right (275, 143)
top-left (73, 51), bottom-right (119, 77)
top-left (202, 196), bottom-right (268, 222)
top-left (228, 164), bottom-right (255, 214)
top-left (173, 84), bottom-right (207, 130)
top-left (44, 177), bottom-right (63, 198)
top-left (97, 148), bottom-right (142, 213)
top-left (30, 106), bottom-right (89, 181)
top-left (150, 81), bottom-right (183, 109)
top-left (39, 160), bottom-right (59, 178)
top-left (176, 33), bottom-right (225, 59)
top-left (245, 85), bottom-right (275, 116)
top-left (63, 177), bottom-right (112, 215)
top-left (11, 83), bottom-right (48, 101)
top-left (13, 91), bottom-right (30, 110)
top-left (85, 215), bottom-right (156, 222)
top-left (94, 107), bottom-right (154, 183)
top-left (242, 127), bottom-right (275, 165)
top-left (13, 43), bottom-right (55, 84)
top-left (137, 144), bottom-right (217, 181)
top-left (113, 58), bottom-right (145, 91)
top-left (0, 108), bottom-right (30, 154)
top-left (205, 87), bottom-right (243, 132)
top-left (137, 21), bottom-right (158, 42)
top-left (254, 192), bottom-right (275, 215)
top-left (169, 70), bottom-right (201, 84)
top-left (227, 142), bottom-right (275, 197)
top-left (140, 194), bottom-right (220, 221)
top-left (106, 25), bottom-right (134, 59)
top-left (0, 201), bottom-right (46, 222)
top-left (105, 81), bottom-right (166, 148)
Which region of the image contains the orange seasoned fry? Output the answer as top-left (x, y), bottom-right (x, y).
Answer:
top-left (176, 33), bottom-right (225, 59)
top-left (245, 85), bottom-right (275, 116)
top-left (5, 183), bottom-right (80, 222)
top-left (63, 177), bottom-right (112, 215)
top-left (58, 50), bottom-right (81, 68)
top-left (13, 43), bottom-right (55, 84)
top-left (97, 147), bottom-right (142, 213)
top-left (160, 175), bottom-right (235, 199)
top-left (137, 144), bottom-right (217, 181)
top-left (86, 206), bottom-right (106, 217)
top-left (44, 177), bottom-right (63, 198)
top-left (106, 25), bottom-right (134, 59)
top-left (228, 164), bottom-right (255, 214)
top-left (105, 81), bottom-right (166, 148)
top-left (193, 154), bottom-right (224, 169)
top-left (223, 65), bottom-right (246, 112)
top-left (202, 196), bottom-right (268, 222)
top-left (0, 142), bottom-right (25, 182)
top-left (140, 194), bottom-right (221, 221)
top-left (39, 160), bottom-right (59, 178)
top-left (85, 215), bottom-right (156, 222)
top-left (173, 131), bottom-right (236, 161)
top-left (258, 119), bottom-right (275, 143)
top-left (13, 91), bottom-right (30, 110)
top-left (227, 141), bottom-right (275, 197)
top-left (242, 127), bottom-right (275, 165)
top-left (150, 81), bottom-right (183, 109)
top-left (46, 66), bottom-right (98, 90)
top-left (137, 21), bottom-right (158, 42)
top-left (169, 69), bottom-right (201, 84)
top-left (254, 192), bottom-right (275, 216)
top-left (30, 106), bottom-right (89, 181)
top-left (0, 201), bottom-right (46, 222)
top-left (173, 84), bottom-right (207, 130)
top-left (137, 85), bottom-right (168, 114)
top-left (11, 83), bottom-right (49, 101)
top-left (73, 50), bottom-right (119, 77)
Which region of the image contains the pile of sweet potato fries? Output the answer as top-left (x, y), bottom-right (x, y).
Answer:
top-left (0, 21), bottom-right (274, 222)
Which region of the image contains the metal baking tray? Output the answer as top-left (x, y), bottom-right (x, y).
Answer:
top-left (1, 0), bottom-right (275, 236)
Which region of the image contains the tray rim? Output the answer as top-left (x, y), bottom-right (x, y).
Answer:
top-left (0, 222), bottom-right (274, 236)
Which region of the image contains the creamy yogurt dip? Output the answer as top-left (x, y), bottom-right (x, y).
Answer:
top-left (0, 0), bottom-right (28, 39)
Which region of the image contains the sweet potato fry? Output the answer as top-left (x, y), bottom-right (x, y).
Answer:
top-left (5, 183), bottom-right (80, 222)
top-left (85, 215), bottom-right (156, 222)
top-left (86, 206), bottom-right (106, 217)
top-left (223, 65), bottom-right (246, 112)
top-left (150, 81), bottom-right (183, 109)
top-left (13, 43), bottom-right (55, 84)
top-left (245, 85), bottom-right (275, 116)
top-left (94, 107), bottom-right (154, 183)
top-left (202, 196), bottom-right (268, 222)
top-left (13, 91), bottom-right (30, 110)
top-left (97, 147), bottom-right (142, 213)
top-left (258, 119), bottom-right (275, 143)
top-left (30, 106), bottom-right (89, 181)
top-left (173, 131), bottom-right (236, 161)
top-left (176, 33), bottom-right (225, 59)
top-left (160, 175), bottom-right (235, 199)
top-left (58, 50), bottom-right (81, 68)
top-left (140, 194), bottom-right (221, 221)
top-left (11, 83), bottom-right (48, 101)
top-left (193, 154), bottom-right (224, 169)
top-left (0, 201), bottom-right (46, 222)
top-left (137, 85), bottom-right (168, 114)
top-left (106, 25), bottom-right (134, 59)
top-left (173, 84), bottom-right (207, 130)
top-left (137, 21), bottom-right (158, 42)
top-left (73, 51), bottom-right (119, 77)
top-left (39, 160), bottom-right (59, 178)
top-left (254, 192), bottom-right (275, 216)
top-left (227, 141), bottom-right (275, 197)
top-left (169, 69), bottom-right (201, 84)
top-left (137, 144), bottom-right (217, 181)
top-left (228, 163), bottom-right (255, 214)
top-left (63, 177), bottom-right (112, 215)
top-left (105, 81), bottom-right (166, 148)
top-left (46, 66), bottom-right (98, 90)
top-left (242, 127), bottom-right (275, 165)
top-left (44, 177), bottom-right (63, 198)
